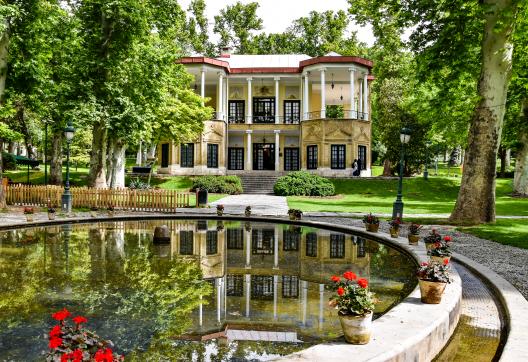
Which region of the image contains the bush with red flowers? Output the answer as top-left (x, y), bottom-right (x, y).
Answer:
top-left (329, 272), bottom-right (376, 316)
top-left (416, 260), bottom-right (452, 283)
top-left (45, 308), bottom-right (123, 362)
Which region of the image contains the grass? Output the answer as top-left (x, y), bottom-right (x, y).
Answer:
top-left (287, 177), bottom-right (528, 216)
top-left (457, 219), bottom-right (528, 249)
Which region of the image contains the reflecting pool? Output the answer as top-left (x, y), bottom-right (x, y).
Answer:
top-left (0, 220), bottom-right (417, 361)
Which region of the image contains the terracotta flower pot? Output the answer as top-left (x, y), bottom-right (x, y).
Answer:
top-left (25, 214), bottom-right (34, 222)
top-left (245, 211), bottom-right (251, 217)
top-left (90, 211), bottom-right (98, 217)
top-left (431, 255), bottom-right (451, 263)
top-left (217, 210), bottom-right (223, 216)
top-left (338, 311), bottom-right (373, 344)
top-left (425, 242), bottom-right (435, 251)
top-left (289, 213), bottom-right (296, 220)
top-left (365, 223), bottom-right (379, 233)
top-left (408, 234), bottom-right (420, 245)
top-left (418, 279), bottom-right (447, 304)
top-left (389, 227), bottom-right (399, 238)
top-left (48, 213), bottom-right (56, 220)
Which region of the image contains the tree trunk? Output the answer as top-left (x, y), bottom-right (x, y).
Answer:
top-left (382, 159), bottom-right (392, 176)
top-left (0, 20), bottom-right (9, 103)
top-left (498, 146), bottom-right (506, 178)
top-left (88, 120), bottom-right (108, 188)
top-left (449, 0), bottom-right (517, 224)
top-left (505, 148), bottom-right (511, 168)
top-left (49, 127), bottom-right (63, 186)
top-left (8, 142), bottom-right (15, 153)
top-left (513, 101), bottom-right (528, 195)
top-left (107, 138), bottom-right (126, 189)
top-left (0, 138), bottom-right (4, 208)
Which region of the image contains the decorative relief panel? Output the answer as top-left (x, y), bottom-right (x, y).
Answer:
top-left (229, 87), bottom-right (244, 99)
top-left (285, 86), bottom-right (299, 99)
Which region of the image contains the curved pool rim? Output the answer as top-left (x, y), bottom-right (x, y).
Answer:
top-left (1, 214), bottom-right (462, 362)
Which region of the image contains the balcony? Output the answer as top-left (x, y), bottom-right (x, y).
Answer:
top-left (227, 115), bottom-right (301, 125)
top-left (305, 110), bottom-right (368, 121)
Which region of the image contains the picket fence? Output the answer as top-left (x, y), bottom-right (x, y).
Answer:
top-left (4, 184), bottom-right (192, 211)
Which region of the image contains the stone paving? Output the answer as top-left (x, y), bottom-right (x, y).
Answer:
top-left (210, 194), bottom-right (289, 216)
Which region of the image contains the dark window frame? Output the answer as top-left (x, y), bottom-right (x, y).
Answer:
top-left (331, 144), bottom-right (346, 169)
top-left (181, 143), bottom-right (194, 168)
top-left (161, 143), bottom-right (169, 168)
top-left (227, 228), bottom-right (244, 249)
top-left (252, 229), bottom-right (275, 254)
top-left (253, 97), bottom-right (275, 123)
top-left (228, 100), bottom-right (245, 123)
top-left (307, 145), bottom-right (318, 170)
top-left (251, 275), bottom-right (274, 300)
top-left (179, 230), bottom-right (194, 255)
top-left (282, 275), bottom-right (299, 298)
top-left (306, 232), bottom-right (318, 257)
top-left (206, 230), bottom-right (218, 255)
top-left (207, 144), bottom-right (219, 168)
top-left (330, 234), bottom-right (345, 258)
top-left (358, 145), bottom-right (367, 170)
top-left (284, 100), bottom-right (300, 124)
top-left (284, 147), bottom-right (300, 171)
top-left (226, 275), bottom-right (244, 296)
top-left (228, 147), bottom-right (244, 170)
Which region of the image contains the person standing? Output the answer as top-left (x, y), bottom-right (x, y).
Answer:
top-left (352, 159), bottom-right (358, 177)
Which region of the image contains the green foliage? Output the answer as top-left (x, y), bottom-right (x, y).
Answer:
top-left (329, 274), bottom-right (376, 315)
top-left (326, 105), bottom-right (344, 119)
top-left (1, 152), bottom-right (16, 170)
top-left (274, 171), bottom-right (335, 196)
top-left (191, 175), bottom-right (243, 194)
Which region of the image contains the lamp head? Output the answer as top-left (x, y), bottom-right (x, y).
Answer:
top-left (64, 122), bottom-right (75, 142)
top-left (400, 127), bottom-right (411, 144)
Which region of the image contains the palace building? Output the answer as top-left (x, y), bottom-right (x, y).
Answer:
top-left (157, 50), bottom-right (373, 177)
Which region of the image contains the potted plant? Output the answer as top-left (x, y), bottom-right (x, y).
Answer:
top-left (329, 272), bottom-right (376, 344)
top-left (424, 229), bottom-right (442, 252)
top-left (408, 223), bottom-right (422, 245)
top-left (288, 209), bottom-right (303, 221)
top-left (388, 218), bottom-right (401, 238)
top-left (90, 206), bottom-right (98, 217)
top-left (430, 236), bottom-right (452, 263)
top-left (362, 213), bottom-right (380, 232)
top-left (416, 259), bottom-right (452, 304)
top-left (23, 207), bottom-right (34, 222)
top-left (216, 204), bottom-right (224, 216)
top-left (47, 207), bottom-right (56, 220)
top-left (107, 205), bottom-right (115, 217)
top-left (245, 206), bottom-right (251, 217)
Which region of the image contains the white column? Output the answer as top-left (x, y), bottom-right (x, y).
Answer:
top-left (359, 79), bottom-right (363, 114)
top-left (225, 77), bottom-right (229, 122)
top-left (246, 130), bottom-right (252, 171)
top-left (302, 280), bottom-right (308, 325)
top-left (274, 130), bottom-right (280, 173)
top-left (319, 283), bottom-right (324, 330)
top-left (200, 68), bottom-right (206, 106)
top-left (273, 223), bottom-right (279, 268)
top-left (274, 77), bottom-right (280, 124)
top-left (349, 68), bottom-right (356, 119)
top-left (273, 275), bottom-right (278, 320)
top-left (216, 278), bottom-right (222, 323)
top-left (363, 72), bottom-right (369, 120)
top-left (245, 226), bottom-right (251, 268)
top-left (199, 295), bottom-right (203, 326)
top-left (303, 73), bottom-right (310, 120)
top-left (245, 274), bottom-right (251, 317)
top-left (247, 77), bottom-right (252, 124)
top-left (320, 68), bottom-right (326, 118)
top-left (217, 73), bottom-right (224, 120)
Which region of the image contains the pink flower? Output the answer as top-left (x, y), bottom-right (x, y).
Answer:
top-left (420, 262), bottom-right (428, 266)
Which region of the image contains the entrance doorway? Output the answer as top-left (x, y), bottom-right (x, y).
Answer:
top-left (253, 143), bottom-right (275, 170)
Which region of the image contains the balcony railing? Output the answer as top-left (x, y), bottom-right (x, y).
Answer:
top-left (305, 110), bottom-right (368, 121)
top-left (227, 115), bottom-right (301, 124)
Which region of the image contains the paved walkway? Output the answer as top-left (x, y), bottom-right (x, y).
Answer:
top-left (210, 194), bottom-right (289, 216)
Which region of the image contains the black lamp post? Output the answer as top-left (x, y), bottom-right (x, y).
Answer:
top-left (61, 121), bottom-right (75, 213)
top-left (424, 140), bottom-right (431, 180)
top-left (44, 120), bottom-right (48, 185)
top-left (392, 127), bottom-right (411, 219)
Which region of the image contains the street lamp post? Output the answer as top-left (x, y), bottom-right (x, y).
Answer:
top-left (392, 127), bottom-right (411, 219)
top-left (61, 121), bottom-right (75, 213)
top-left (424, 140), bottom-right (431, 180)
top-left (44, 120), bottom-right (48, 185)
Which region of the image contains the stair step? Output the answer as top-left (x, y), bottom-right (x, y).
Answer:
top-left (239, 175), bottom-right (279, 194)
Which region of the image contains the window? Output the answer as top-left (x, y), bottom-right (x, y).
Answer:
top-left (179, 230), bottom-right (194, 255)
top-left (284, 148), bottom-right (300, 171)
top-left (357, 237), bottom-right (366, 258)
top-left (228, 148), bottom-right (244, 170)
top-left (161, 143), bottom-right (169, 168)
top-left (284, 100), bottom-right (300, 124)
top-left (331, 145), bottom-right (346, 169)
top-left (227, 228), bottom-right (244, 249)
top-left (306, 232), bottom-right (317, 257)
top-left (253, 98), bottom-right (275, 123)
top-left (252, 229), bottom-right (275, 254)
top-left (358, 145), bottom-right (367, 170)
top-left (282, 276), bottom-right (299, 298)
top-left (283, 229), bottom-right (300, 251)
top-left (228, 100), bottom-right (245, 123)
top-left (206, 230), bottom-right (218, 255)
top-left (330, 234), bottom-right (345, 258)
top-left (251, 275), bottom-right (274, 299)
top-left (226, 275), bottom-right (244, 296)
top-left (181, 143), bottom-right (194, 168)
top-left (307, 145), bottom-right (318, 170)
top-left (207, 144), bottom-right (218, 168)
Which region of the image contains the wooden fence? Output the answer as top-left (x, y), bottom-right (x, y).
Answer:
top-left (4, 185), bottom-right (192, 211)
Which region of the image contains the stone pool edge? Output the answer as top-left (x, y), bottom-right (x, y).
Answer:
top-left (0, 214), bottom-right (462, 362)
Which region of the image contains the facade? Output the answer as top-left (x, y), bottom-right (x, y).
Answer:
top-left (157, 51), bottom-right (373, 177)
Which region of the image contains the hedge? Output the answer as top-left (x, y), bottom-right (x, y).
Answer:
top-left (191, 175), bottom-right (243, 194)
top-left (274, 171), bottom-right (335, 196)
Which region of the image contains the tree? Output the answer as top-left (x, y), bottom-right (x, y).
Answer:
top-left (187, 0), bottom-right (214, 56)
top-left (213, 1), bottom-right (263, 54)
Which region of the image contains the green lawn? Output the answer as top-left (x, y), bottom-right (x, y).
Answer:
top-left (457, 219), bottom-right (528, 249)
top-left (287, 177), bottom-right (528, 216)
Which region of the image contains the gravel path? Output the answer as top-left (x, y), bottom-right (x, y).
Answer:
top-left (306, 217), bottom-right (528, 301)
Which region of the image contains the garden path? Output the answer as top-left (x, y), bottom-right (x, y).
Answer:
top-left (210, 194), bottom-right (289, 216)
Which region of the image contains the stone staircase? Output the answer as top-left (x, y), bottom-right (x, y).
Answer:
top-left (239, 175), bottom-right (280, 194)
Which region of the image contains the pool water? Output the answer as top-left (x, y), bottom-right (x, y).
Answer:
top-left (0, 220), bottom-right (417, 361)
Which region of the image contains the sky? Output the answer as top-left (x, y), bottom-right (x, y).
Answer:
top-left (178, 0), bottom-right (376, 47)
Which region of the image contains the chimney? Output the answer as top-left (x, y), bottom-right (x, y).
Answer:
top-left (220, 46), bottom-right (232, 58)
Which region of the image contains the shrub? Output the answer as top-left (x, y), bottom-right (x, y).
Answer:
top-left (2, 152), bottom-right (16, 170)
top-left (273, 171), bottom-right (335, 196)
top-left (191, 175), bottom-right (243, 194)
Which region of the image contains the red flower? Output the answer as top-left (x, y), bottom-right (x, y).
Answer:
top-left (72, 349), bottom-right (83, 362)
top-left (444, 236), bottom-right (452, 242)
top-left (94, 348), bottom-right (114, 362)
top-left (49, 336), bottom-right (62, 349)
top-left (420, 262), bottom-right (428, 266)
top-left (343, 271), bottom-right (357, 281)
top-left (358, 278), bottom-right (368, 288)
top-left (443, 258), bottom-right (450, 265)
top-left (337, 287), bottom-right (345, 296)
top-left (49, 325), bottom-right (61, 338)
top-left (52, 308), bottom-right (71, 321)
top-left (61, 353), bottom-right (72, 362)
top-left (72, 316), bottom-right (88, 325)
top-left (331, 275), bottom-right (340, 282)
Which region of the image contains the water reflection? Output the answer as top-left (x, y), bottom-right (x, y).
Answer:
top-left (0, 220), bottom-right (416, 361)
